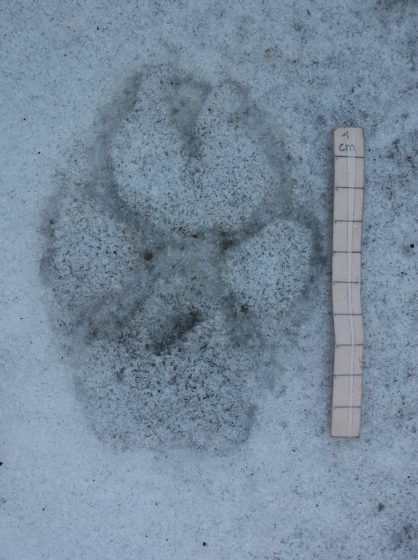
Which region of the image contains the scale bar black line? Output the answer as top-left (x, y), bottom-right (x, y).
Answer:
top-left (334, 155), bottom-right (365, 159)
top-left (336, 344), bottom-right (363, 347)
top-left (334, 313), bottom-right (362, 316)
top-left (334, 186), bottom-right (364, 190)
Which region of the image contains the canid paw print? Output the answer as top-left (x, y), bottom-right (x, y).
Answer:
top-left (41, 66), bottom-right (317, 452)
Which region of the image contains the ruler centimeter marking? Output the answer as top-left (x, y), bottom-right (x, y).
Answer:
top-left (331, 127), bottom-right (365, 438)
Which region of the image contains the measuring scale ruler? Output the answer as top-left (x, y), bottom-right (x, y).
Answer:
top-left (331, 127), bottom-right (365, 437)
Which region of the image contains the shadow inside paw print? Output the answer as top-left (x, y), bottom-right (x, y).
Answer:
top-left (40, 65), bottom-right (322, 453)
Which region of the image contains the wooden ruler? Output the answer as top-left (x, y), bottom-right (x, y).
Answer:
top-left (331, 127), bottom-right (365, 437)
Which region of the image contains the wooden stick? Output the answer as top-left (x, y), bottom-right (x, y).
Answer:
top-left (331, 127), bottom-right (365, 438)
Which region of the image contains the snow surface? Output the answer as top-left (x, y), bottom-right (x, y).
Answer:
top-left (0, 1), bottom-right (417, 559)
